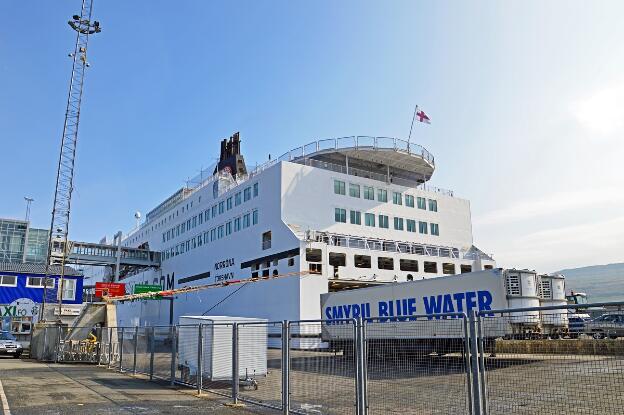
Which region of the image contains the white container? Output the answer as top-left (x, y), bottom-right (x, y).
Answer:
top-left (504, 269), bottom-right (541, 326)
top-left (178, 316), bottom-right (268, 381)
top-left (538, 274), bottom-right (568, 328)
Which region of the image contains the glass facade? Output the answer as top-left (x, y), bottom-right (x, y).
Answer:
top-left (0, 219), bottom-right (48, 264)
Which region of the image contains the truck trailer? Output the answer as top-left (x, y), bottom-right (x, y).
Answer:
top-left (320, 268), bottom-right (565, 354)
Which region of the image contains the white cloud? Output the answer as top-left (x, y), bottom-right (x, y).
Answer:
top-left (474, 187), bottom-right (624, 226)
top-left (571, 79), bottom-right (624, 137)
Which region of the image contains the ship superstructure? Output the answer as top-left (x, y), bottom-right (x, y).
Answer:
top-left (116, 134), bottom-right (495, 345)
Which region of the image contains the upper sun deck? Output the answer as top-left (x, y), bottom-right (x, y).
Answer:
top-left (135, 136), bottom-right (446, 238)
top-left (275, 136), bottom-right (435, 185)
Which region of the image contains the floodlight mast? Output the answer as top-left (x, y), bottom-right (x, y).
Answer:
top-left (40, 0), bottom-right (101, 322)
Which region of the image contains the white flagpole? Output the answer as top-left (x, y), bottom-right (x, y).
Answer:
top-left (408, 104), bottom-right (418, 144)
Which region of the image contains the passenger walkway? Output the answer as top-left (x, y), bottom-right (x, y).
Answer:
top-left (0, 357), bottom-right (268, 415)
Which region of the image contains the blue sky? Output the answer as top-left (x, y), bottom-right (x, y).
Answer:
top-left (1, 1), bottom-right (623, 272)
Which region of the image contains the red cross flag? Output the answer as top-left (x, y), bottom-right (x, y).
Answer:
top-left (415, 106), bottom-right (431, 124)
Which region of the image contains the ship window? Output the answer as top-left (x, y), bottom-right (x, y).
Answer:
top-left (186, 240), bottom-right (190, 250)
top-left (262, 231), bottom-right (271, 250)
top-left (306, 248), bottom-right (322, 262)
top-left (193, 216), bottom-right (197, 227)
top-left (354, 255), bottom-right (371, 268)
top-left (349, 183), bottom-right (360, 198)
top-left (442, 263), bottom-right (456, 275)
top-left (400, 259), bottom-right (419, 272)
top-left (211, 205), bottom-right (217, 217)
top-left (406, 219), bottom-right (416, 232)
top-left (243, 213), bottom-right (251, 228)
top-left (198, 214), bottom-right (203, 225)
top-left (350, 210), bottom-right (361, 225)
top-left (234, 217), bottom-right (241, 232)
top-left (460, 265), bottom-right (472, 274)
top-left (227, 197), bottom-right (233, 210)
top-left (407, 274), bottom-right (414, 281)
top-left (218, 225), bottom-right (224, 239)
top-left (273, 259), bottom-right (279, 266)
top-left (252, 271), bottom-right (259, 278)
top-left (262, 261), bottom-right (270, 269)
top-left (392, 192), bottom-right (402, 205)
top-left (430, 223), bottom-right (439, 236)
top-left (218, 202), bottom-right (225, 214)
top-left (378, 257), bottom-right (394, 270)
top-left (197, 235), bottom-right (202, 247)
top-left (484, 265), bottom-right (493, 270)
top-left (363, 186), bottom-right (375, 200)
top-left (203, 231), bottom-right (209, 244)
top-left (405, 194), bottom-right (414, 208)
top-left (252, 209), bottom-right (258, 225)
top-left (225, 221), bottom-right (232, 235)
top-left (419, 221), bottom-right (428, 234)
top-left (377, 189), bottom-right (388, 202)
top-left (210, 228), bottom-right (216, 241)
top-left (329, 252), bottom-right (346, 267)
top-left (393, 217), bottom-right (404, 230)
top-left (273, 269), bottom-right (279, 276)
top-left (262, 269), bottom-right (270, 277)
top-left (365, 213), bottom-right (375, 227)
top-left (253, 182), bottom-right (259, 197)
top-left (334, 180), bottom-right (345, 195)
top-left (424, 261), bottom-right (438, 273)
top-left (204, 210), bottom-right (209, 222)
top-left (187, 219), bottom-right (191, 229)
top-left (417, 197), bottom-right (426, 210)
top-left (335, 208), bottom-right (346, 223)
top-left (378, 215), bottom-right (389, 229)
top-left (244, 187), bottom-right (252, 201)
top-left (428, 199), bottom-right (438, 212)
top-left (309, 263), bottom-right (322, 274)
top-left (181, 223), bottom-right (186, 233)
top-left (0, 275), bottom-right (17, 287)
top-left (191, 238), bottom-right (196, 249)
top-left (288, 257), bottom-right (295, 267)
top-left (235, 192), bottom-right (242, 206)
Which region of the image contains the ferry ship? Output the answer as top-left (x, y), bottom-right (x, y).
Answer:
top-left (116, 133), bottom-right (496, 346)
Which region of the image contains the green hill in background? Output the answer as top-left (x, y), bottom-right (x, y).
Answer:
top-left (556, 263), bottom-right (624, 303)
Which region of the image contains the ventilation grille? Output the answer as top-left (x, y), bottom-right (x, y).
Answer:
top-left (505, 273), bottom-right (521, 296)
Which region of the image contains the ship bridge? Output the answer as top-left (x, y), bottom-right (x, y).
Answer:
top-left (275, 136), bottom-right (436, 188)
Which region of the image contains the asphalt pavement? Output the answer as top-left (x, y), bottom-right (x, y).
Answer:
top-left (0, 356), bottom-right (271, 415)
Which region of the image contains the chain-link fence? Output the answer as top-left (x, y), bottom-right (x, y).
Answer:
top-left (35, 301), bottom-right (624, 414)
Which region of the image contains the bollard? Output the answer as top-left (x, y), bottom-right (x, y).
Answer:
top-left (232, 323), bottom-right (240, 405)
top-left (133, 326), bottom-right (138, 375)
top-left (197, 324), bottom-right (203, 394)
top-left (149, 326), bottom-right (155, 380)
top-left (119, 328), bottom-right (124, 372)
top-left (170, 325), bottom-right (177, 386)
top-left (469, 311), bottom-right (483, 415)
top-left (281, 321), bottom-right (290, 415)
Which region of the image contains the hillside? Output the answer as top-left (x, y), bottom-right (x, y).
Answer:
top-left (556, 263), bottom-right (624, 303)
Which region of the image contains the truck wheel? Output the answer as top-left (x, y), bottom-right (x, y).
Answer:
top-left (592, 332), bottom-right (605, 340)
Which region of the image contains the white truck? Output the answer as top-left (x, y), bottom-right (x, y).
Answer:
top-left (320, 268), bottom-right (564, 354)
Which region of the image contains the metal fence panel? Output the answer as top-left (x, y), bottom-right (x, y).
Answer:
top-left (289, 320), bottom-right (358, 414)
top-left (134, 327), bottom-right (150, 375)
top-left (365, 317), bottom-right (471, 414)
top-left (152, 326), bottom-right (174, 381)
top-left (120, 327), bottom-right (135, 372)
top-left (480, 310), bottom-right (624, 415)
top-left (237, 321), bottom-right (283, 410)
top-left (176, 324), bottom-right (200, 386)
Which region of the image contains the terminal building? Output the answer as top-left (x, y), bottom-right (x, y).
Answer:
top-left (0, 217), bottom-right (84, 342)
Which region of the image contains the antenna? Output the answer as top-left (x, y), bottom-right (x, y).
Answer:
top-left (40, 0), bottom-right (102, 321)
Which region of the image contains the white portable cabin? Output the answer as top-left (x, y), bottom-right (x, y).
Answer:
top-left (178, 316), bottom-right (268, 381)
